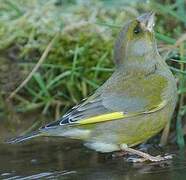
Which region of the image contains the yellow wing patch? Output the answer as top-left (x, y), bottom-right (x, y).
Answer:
top-left (77, 100), bottom-right (167, 125)
top-left (145, 100), bottom-right (167, 113)
top-left (78, 112), bottom-right (124, 125)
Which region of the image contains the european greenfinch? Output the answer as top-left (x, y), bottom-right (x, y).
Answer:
top-left (8, 12), bottom-right (177, 162)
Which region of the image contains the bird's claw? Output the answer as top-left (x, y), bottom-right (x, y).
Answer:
top-left (127, 154), bottom-right (173, 163)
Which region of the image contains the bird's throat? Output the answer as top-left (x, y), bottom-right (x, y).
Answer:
top-left (122, 50), bottom-right (158, 75)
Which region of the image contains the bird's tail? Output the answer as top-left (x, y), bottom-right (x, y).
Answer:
top-left (6, 131), bottom-right (41, 144)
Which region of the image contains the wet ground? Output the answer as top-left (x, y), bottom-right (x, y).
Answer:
top-left (1, 138), bottom-right (186, 180)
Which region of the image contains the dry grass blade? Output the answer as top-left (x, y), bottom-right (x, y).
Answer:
top-left (175, 33), bottom-right (186, 47)
top-left (8, 33), bottom-right (59, 99)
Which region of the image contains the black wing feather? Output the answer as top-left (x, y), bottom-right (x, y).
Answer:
top-left (42, 94), bottom-right (110, 129)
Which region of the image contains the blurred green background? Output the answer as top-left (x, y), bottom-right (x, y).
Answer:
top-left (0, 0), bottom-right (185, 147)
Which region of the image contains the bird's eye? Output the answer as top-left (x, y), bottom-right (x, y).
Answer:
top-left (133, 25), bottom-right (141, 34)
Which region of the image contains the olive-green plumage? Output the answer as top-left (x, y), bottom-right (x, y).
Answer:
top-left (8, 13), bottom-right (177, 153)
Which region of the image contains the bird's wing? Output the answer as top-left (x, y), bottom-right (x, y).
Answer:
top-left (101, 71), bottom-right (169, 114)
top-left (42, 72), bottom-right (168, 128)
top-left (43, 92), bottom-right (112, 128)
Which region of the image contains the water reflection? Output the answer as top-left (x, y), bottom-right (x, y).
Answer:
top-left (1, 139), bottom-right (186, 180)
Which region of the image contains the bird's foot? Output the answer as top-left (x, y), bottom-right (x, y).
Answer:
top-left (146, 154), bottom-right (173, 162)
top-left (127, 154), bottom-right (173, 163)
top-left (120, 144), bottom-right (173, 163)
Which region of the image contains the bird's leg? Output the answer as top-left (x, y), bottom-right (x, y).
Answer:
top-left (160, 121), bottom-right (170, 146)
top-left (120, 144), bottom-right (172, 163)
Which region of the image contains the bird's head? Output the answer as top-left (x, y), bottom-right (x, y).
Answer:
top-left (114, 12), bottom-right (157, 68)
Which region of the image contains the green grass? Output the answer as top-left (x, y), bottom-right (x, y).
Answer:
top-left (0, 0), bottom-right (186, 145)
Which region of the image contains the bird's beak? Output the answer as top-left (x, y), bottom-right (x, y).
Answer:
top-left (137, 12), bottom-right (155, 32)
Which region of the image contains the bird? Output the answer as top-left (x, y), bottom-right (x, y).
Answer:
top-left (7, 12), bottom-right (177, 162)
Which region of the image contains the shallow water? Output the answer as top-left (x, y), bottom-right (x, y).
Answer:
top-left (1, 139), bottom-right (186, 180)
